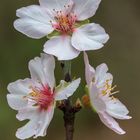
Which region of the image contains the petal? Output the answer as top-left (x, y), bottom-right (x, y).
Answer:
top-left (16, 107), bottom-right (39, 139)
top-left (98, 112), bottom-right (126, 135)
top-left (89, 84), bottom-right (106, 112)
top-left (29, 56), bottom-right (46, 85)
top-left (39, 0), bottom-right (72, 14)
top-left (72, 0), bottom-right (101, 20)
top-left (95, 63), bottom-right (113, 87)
top-left (72, 23), bottom-right (109, 51)
top-left (16, 117), bottom-right (38, 139)
top-left (16, 105), bottom-right (54, 139)
top-left (7, 94), bottom-right (27, 110)
top-left (16, 106), bottom-right (39, 121)
top-left (34, 105), bottom-right (55, 138)
top-left (41, 53), bottom-right (56, 88)
top-left (14, 5), bottom-right (54, 39)
top-left (55, 78), bottom-right (81, 100)
top-left (106, 99), bottom-right (132, 120)
top-left (96, 63), bottom-right (108, 76)
top-left (43, 35), bottom-right (80, 60)
top-left (83, 52), bottom-right (95, 85)
top-left (29, 53), bottom-right (55, 89)
top-left (7, 79), bottom-right (32, 110)
top-left (7, 78), bottom-right (32, 95)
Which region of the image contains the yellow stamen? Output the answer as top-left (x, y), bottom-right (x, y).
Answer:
top-left (101, 79), bottom-right (119, 96)
top-left (29, 91), bottom-right (38, 97)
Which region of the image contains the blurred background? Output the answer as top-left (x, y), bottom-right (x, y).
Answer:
top-left (0, 0), bottom-right (140, 139)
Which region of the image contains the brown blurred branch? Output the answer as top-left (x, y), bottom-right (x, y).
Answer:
top-left (59, 61), bottom-right (81, 140)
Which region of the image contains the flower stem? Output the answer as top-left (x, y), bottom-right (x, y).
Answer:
top-left (63, 61), bottom-right (71, 82)
top-left (59, 61), bottom-right (81, 140)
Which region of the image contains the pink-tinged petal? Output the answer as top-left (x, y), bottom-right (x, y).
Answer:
top-left (16, 106), bottom-right (40, 139)
top-left (41, 53), bottom-right (56, 88)
top-left (55, 78), bottom-right (81, 101)
top-left (39, 0), bottom-right (72, 14)
top-left (95, 63), bottom-right (113, 87)
top-left (98, 112), bottom-right (126, 135)
top-left (89, 84), bottom-right (106, 112)
top-left (16, 106), bottom-right (39, 121)
top-left (96, 63), bottom-right (108, 77)
top-left (102, 73), bottom-right (113, 85)
top-left (83, 52), bottom-right (95, 85)
top-left (16, 105), bottom-right (54, 139)
top-left (16, 117), bottom-right (38, 139)
top-left (28, 54), bottom-right (55, 88)
top-left (63, 0), bottom-right (74, 15)
top-left (7, 78), bottom-right (32, 95)
top-left (72, 0), bottom-right (101, 20)
top-left (34, 105), bottom-right (55, 138)
top-left (44, 35), bottom-right (80, 60)
top-left (72, 23), bottom-right (109, 51)
top-left (14, 5), bottom-right (54, 39)
top-left (7, 94), bottom-right (27, 110)
top-left (106, 99), bottom-right (132, 120)
top-left (29, 57), bottom-right (46, 85)
top-left (7, 79), bottom-right (33, 110)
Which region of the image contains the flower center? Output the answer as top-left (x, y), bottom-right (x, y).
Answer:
top-left (101, 79), bottom-right (119, 96)
top-left (52, 9), bottom-right (77, 34)
top-left (26, 85), bottom-right (54, 110)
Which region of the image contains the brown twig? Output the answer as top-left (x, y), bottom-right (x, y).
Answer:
top-left (58, 61), bottom-right (81, 140)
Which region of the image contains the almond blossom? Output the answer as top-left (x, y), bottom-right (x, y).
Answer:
top-left (84, 52), bottom-right (131, 135)
top-left (7, 53), bottom-right (80, 139)
top-left (14, 0), bottom-right (109, 60)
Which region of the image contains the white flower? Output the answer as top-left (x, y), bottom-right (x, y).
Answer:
top-left (14, 0), bottom-right (109, 60)
top-left (84, 52), bottom-right (131, 135)
top-left (7, 53), bottom-right (81, 139)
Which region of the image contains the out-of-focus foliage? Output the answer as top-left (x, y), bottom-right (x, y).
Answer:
top-left (0, 0), bottom-right (140, 139)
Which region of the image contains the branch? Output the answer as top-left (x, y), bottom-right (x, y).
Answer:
top-left (58, 61), bottom-right (81, 140)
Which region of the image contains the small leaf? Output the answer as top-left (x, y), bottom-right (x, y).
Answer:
top-left (75, 98), bottom-right (82, 108)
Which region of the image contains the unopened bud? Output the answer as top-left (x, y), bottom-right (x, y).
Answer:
top-left (75, 98), bottom-right (82, 108)
top-left (57, 100), bottom-right (65, 111)
top-left (82, 95), bottom-right (90, 108)
top-left (73, 98), bottom-right (82, 113)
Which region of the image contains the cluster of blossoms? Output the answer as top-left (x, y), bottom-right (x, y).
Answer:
top-left (7, 0), bottom-right (131, 139)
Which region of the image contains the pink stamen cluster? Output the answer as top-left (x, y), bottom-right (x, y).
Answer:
top-left (29, 85), bottom-right (54, 110)
top-left (52, 7), bottom-right (77, 34)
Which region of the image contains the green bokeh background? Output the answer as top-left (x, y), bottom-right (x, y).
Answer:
top-left (0, 0), bottom-right (140, 139)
